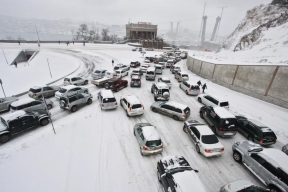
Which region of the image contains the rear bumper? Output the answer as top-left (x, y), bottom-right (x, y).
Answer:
top-left (202, 151), bottom-right (224, 157)
top-left (101, 105), bottom-right (118, 110)
top-left (141, 148), bottom-right (163, 155)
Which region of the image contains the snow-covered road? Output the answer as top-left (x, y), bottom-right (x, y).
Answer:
top-left (0, 43), bottom-right (287, 192)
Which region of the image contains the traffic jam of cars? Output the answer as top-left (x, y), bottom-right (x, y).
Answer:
top-left (1, 47), bottom-right (287, 192)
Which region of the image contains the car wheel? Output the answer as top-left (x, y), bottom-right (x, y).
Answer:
top-left (233, 151), bottom-right (242, 163)
top-left (0, 134), bottom-right (10, 144)
top-left (116, 87), bottom-right (119, 92)
top-left (185, 90), bottom-right (188, 95)
top-left (47, 104), bottom-right (52, 110)
top-left (248, 136), bottom-right (254, 142)
top-left (200, 112), bottom-right (204, 119)
top-left (40, 118), bottom-right (49, 126)
top-left (133, 130), bottom-right (136, 136)
top-left (198, 97), bottom-right (202, 103)
top-left (269, 186), bottom-right (281, 192)
top-left (173, 115), bottom-right (179, 121)
top-left (152, 107), bottom-right (158, 113)
top-left (196, 145), bottom-right (200, 153)
top-left (104, 83), bottom-right (109, 89)
top-left (140, 147), bottom-right (144, 156)
top-left (212, 126), bottom-right (216, 134)
top-left (157, 170), bottom-right (162, 183)
top-left (84, 90), bottom-right (88, 94)
top-left (87, 99), bottom-right (92, 105)
top-left (71, 105), bottom-right (77, 112)
top-left (120, 101), bottom-right (123, 107)
top-left (154, 97), bottom-right (157, 101)
top-left (126, 111), bottom-right (130, 117)
top-left (183, 126), bottom-right (188, 133)
top-left (84, 80), bottom-right (88, 85)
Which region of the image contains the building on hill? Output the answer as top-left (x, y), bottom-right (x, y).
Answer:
top-left (126, 22), bottom-right (157, 40)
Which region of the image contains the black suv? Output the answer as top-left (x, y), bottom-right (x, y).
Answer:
top-left (236, 116), bottom-right (277, 145)
top-left (0, 110), bottom-right (50, 143)
top-left (130, 61), bottom-right (141, 68)
top-left (199, 106), bottom-right (238, 137)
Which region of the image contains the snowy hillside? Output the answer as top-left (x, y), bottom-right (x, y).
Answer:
top-left (193, 3), bottom-right (288, 64)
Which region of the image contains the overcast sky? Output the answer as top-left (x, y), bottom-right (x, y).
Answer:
top-left (1, 0), bottom-right (271, 36)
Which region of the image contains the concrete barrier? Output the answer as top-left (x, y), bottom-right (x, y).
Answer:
top-left (186, 56), bottom-right (288, 109)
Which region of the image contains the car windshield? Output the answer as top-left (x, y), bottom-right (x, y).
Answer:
top-left (132, 104), bottom-right (142, 109)
top-left (146, 140), bottom-right (162, 147)
top-left (244, 186), bottom-right (268, 191)
top-left (94, 70), bottom-right (101, 73)
top-left (201, 135), bottom-right (219, 144)
top-left (170, 167), bottom-right (193, 175)
top-left (116, 71), bottom-right (121, 74)
top-left (182, 74), bottom-right (188, 77)
top-left (64, 78), bottom-right (70, 82)
top-left (59, 88), bottom-right (67, 93)
top-left (263, 132), bottom-right (276, 138)
top-left (29, 88), bottom-right (41, 93)
top-left (0, 117), bottom-right (7, 127)
top-left (103, 98), bottom-right (116, 103)
top-left (220, 102), bottom-right (229, 107)
top-left (162, 80), bottom-right (171, 83)
top-left (147, 71), bottom-right (154, 75)
top-left (132, 70), bottom-right (139, 73)
top-left (191, 85), bottom-right (200, 90)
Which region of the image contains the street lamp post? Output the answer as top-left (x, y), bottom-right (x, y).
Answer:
top-left (0, 79), bottom-right (6, 97)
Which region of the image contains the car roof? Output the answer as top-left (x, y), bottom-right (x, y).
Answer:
top-left (125, 95), bottom-right (141, 105)
top-left (108, 78), bottom-right (120, 82)
top-left (94, 69), bottom-right (106, 72)
top-left (31, 86), bottom-right (42, 89)
top-left (115, 69), bottom-right (125, 72)
top-left (11, 98), bottom-right (35, 106)
top-left (195, 125), bottom-right (215, 135)
top-left (173, 170), bottom-right (206, 192)
top-left (167, 59), bottom-right (174, 62)
top-left (100, 90), bottom-right (114, 98)
top-left (160, 156), bottom-right (190, 170)
top-left (147, 67), bottom-right (155, 71)
top-left (213, 106), bottom-right (235, 118)
top-left (165, 101), bottom-right (188, 110)
top-left (2, 110), bottom-right (26, 121)
top-left (202, 94), bottom-right (228, 102)
top-left (142, 126), bottom-right (160, 141)
top-left (222, 180), bottom-right (254, 192)
top-left (260, 148), bottom-right (288, 173)
top-left (142, 64), bottom-right (149, 67)
top-left (249, 119), bottom-right (268, 128)
top-left (161, 76), bottom-right (170, 81)
top-left (131, 75), bottom-right (140, 79)
top-left (65, 76), bottom-right (79, 79)
top-left (61, 85), bottom-right (77, 90)
top-left (156, 82), bottom-right (169, 88)
top-left (155, 64), bottom-right (162, 67)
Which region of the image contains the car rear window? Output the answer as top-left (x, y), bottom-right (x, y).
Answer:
top-left (146, 140), bottom-right (162, 147)
top-left (114, 67), bottom-right (119, 70)
top-left (162, 89), bottom-right (169, 93)
top-left (191, 85), bottom-right (200, 90)
top-left (263, 132), bottom-right (276, 138)
top-left (116, 71), bottom-right (120, 74)
top-left (184, 107), bottom-right (190, 114)
top-left (162, 80), bottom-right (171, 83)
top-left (132, 104), bottom-right (142, 109)
top-left (103, 98), bottom-right (116, 103)
top-left (201, 135), bottom-right (219, 144)
top-left (147, 71), bottom-right (155, 75)
top-left (29, 88), bottom-right (41, 93)
top-left (94, 70), bottom-right (101, 73)
top-left (182, 74), bottom-right (188, 77)
top-left (59, 88), bottom-right (67, 93)
top-left (220, 102), bottom-right (229, 107)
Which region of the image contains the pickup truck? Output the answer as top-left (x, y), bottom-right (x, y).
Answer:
top-left (90, 71), bottom-right (116, 87)
top-left (104, 78), bottom-right (128, 92)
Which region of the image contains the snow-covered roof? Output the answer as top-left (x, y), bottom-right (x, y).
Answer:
top-left (100, 90), bottom-right (114, 98)
top-left (222, 180), bottom-right (254, 192)
top-left (125, 95), bottom-right (141, 105)
top-left (161, 76), bottom-right (170, 81)
top-left (186, 81), bottom-right (197, 85)
top-left (156, 82), bottom-right (169, 89)
top-left (31, 86), bottom-right (42, 89)
top-left (195, 125), bottom-right (214, 135)
top-left (147, 67), bottom-right (155, 71)
top-left (142, 126), bottom-right (160, 141)
top-left (173, 170), bottom-right (206, 192)
top-left (60, 85), bottom-right (77, 90)
top-left (11, 98), bottom-right (34, 107)
top-left (155, 64), bottom-right (162, 67)
top-left (213, 107), bottom-right (235, 118)
top-left (249, 119), bottom-right (268, 128)
top-left (165, 101), bottom-right (188, 110)
top-left (260, 148), bottom-right (288, 173)
top-left (2, 110), bottom-right (26, 121)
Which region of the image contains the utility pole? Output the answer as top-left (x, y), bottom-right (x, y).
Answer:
top-left (198, 3), bottom-right (206, 45)
top-left (47, 59), bottom-right (53, 78)
top-left (34, 20), bottom-right (41, 49)
top-left (2, 49), bottom-right (9, 65)
top-left (0, 79), bottom-right (6, 97)
top-left (215, 6), bottom-right (227, 42)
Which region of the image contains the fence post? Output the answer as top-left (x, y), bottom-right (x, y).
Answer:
top-left (199, 61), bottom-right (203, 74)
top-left (212, 64), bottom-right (216, 78)
top-left (265, 66), bottom-right (279, 96)
top-left (232, 65), bottom-right (239, 85)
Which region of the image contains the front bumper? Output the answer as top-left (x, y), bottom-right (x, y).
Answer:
top-left (217, 130), bottom-right (237, 137)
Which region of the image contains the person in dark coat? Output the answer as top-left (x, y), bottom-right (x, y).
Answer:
top-left (197, 80), bottom-right (202, 87)
top-left (14, 61), bottom-right (17, 68)
top-left (18, 41), bottom-right (20, 45)
top-left (202, 83), bottom-right (207, 93)
top-left (112, 60), bottom-right (114, 66)
top-left (73, 41), bottom-right (74, 45)
top-left (83, 41), bottom-right (85, 46)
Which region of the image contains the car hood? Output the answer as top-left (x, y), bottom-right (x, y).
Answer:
top-left (173, 171), bottom-right (206, 192)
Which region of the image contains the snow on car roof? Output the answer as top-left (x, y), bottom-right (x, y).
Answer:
top-left (173, 170), bottom-right (206, 192)
top-left (161, 156), bottom-right (190, 170)
top-left (161, 76), bottom-right (170, 81)
top-left (125, 95), bottom-right (141, 105)
top-left (11, 98), bottom-right (35, 107)
top-left (60, 85), bottom-right (77, 90)
top-left (142, 126), bottom-right (160, 141)
top-left (2, 110), bottom-right (26, 121)
top-left (165, 101), bottom-right (188, 110)
top-left (260, 148), bottom-right (288, 173)
top-left (249, 119), bottom-right (268, 128)
top-left (213, 106), bottom-right (235, 118)
top-left (100, 90), bottom-right (114, 98)
top-left (156, 82), bottom-right (169, 88)
top-left (31, 86), bottom-right (42, 89)
top-left (195, 125), bottom-right (215, 135)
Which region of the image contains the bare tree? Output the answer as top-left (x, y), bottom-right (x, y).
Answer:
top-left (110, 34), bottom-right (118, 43)
top-left (6, 36), bottom-right (13, 40)
top-left (18, 36), bottom-right (25, 40)
top-left (76, 24), bottom-right (90, 40)
top-left (101, 28), bottom-right (110, 41)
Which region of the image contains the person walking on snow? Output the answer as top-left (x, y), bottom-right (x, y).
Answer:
top-left (197, 80), bottom-right (202, 87)
top-left (202, 83), bottom-right (207, 93)
top-left (112, 60), bottom-right (114, 66)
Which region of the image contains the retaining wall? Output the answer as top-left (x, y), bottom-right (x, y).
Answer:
top-left (186, 56), bottom-right (288, 109)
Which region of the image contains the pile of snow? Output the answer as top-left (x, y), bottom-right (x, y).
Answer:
top-left (192, 4), bottom-right (288, 65)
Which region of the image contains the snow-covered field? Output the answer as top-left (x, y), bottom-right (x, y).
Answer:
top-left (0, 43), bottom-right (287, 192)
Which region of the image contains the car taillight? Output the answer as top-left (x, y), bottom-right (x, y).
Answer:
top-left (115, 102), bottom-right (117, 105)
top-left (162, 144), bottom-right (164, 148)
top-left (259, 140), bottom-right (263, 143)
top-left (102, 104), bottom-right (104, 106)
top-left (138, 81), bottom-right (141, 84)
top-left (34, 93), bottom-right (37, 96)
top-left (219, 128), bottom-right (225, 131)
top-left (183, 114), bottom-right (187, 118)
top-left (142, 105), bottom-right (144, 110)
top-left (221, 148), bottom-right (224, 152)
top-left (189, 88), bottom-right (191, 91)
top-left (129, 106), bottom-right (132, 111)
top-left (143, 146), bottom-right (147, 150)
top-left (205, 149), bottom-right (211, 153)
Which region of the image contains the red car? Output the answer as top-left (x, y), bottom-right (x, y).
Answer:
top-left (104, 78), bottom-right (128, 92)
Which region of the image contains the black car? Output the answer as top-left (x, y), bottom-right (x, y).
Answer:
top-left (130, 61), bottom-right (141, 68)
top-left (0, 109), bottom-right (50, 143)
top-left (236, 116), bottom-right (277, 146)
top-left (130, 75), bottom-right (141, 87)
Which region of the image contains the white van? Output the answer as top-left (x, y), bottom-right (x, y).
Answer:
top-left (166, 59), bottom-right (174, 68)
top-left (97, 90), bottom-right (118, 110)
top-left (146, 67), bottom-right (156, 80)
top-left (155, 64), bottom-right (163, 74)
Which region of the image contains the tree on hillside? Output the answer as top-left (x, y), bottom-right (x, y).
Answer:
top-left (271, 0), bottom-right (288, 4)
top-left (76, 24), bottom-right (90, 40)
top-left (101, 28), bottom-right (110, 41)
top-left (110, 34), bottom-right (118, 43)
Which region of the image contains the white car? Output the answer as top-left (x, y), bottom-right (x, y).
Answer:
top-left (157, 76), bottom-right (172, 88)
top-left (144, 59), bottom-right (150, 63)
top-left (120, 95), bottom-right (144, 117)
top-left (140, 64), bottom-right (150, 73)
top-left (179, 81), bottom-right (200, 96)
top-left (115, 69), bottom-right (128, 78)
top-left (55, 85), bottom-right (89, 100)
top-left (183, 120), bottom-right (224, 157)
top-left (63, 76), bottom-right (88, 86)
top-left (197, 94), bottom-right (229, 109)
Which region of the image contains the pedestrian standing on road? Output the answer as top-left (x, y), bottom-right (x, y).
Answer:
top-left (73, 41), bottom-right (74, 45)
top-left (14, 61), bottom-right (17, 68)
top-left (18, 41), bottom-right (20, 45)
top-left (66, 42), bottom-right (69, 46)
top-left (83, 41), bottom-right (85, 46)
top-left (112, 60), bottom-right (114, 66)
top-left (202, 83), bottom-right (207, 93)
top-left (197, 80), bottom-right (202, 87)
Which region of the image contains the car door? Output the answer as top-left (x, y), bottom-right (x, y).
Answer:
top-left (43, 87), bottom-right (51, 97)
top-left (122, 98), bottom-right (128, 110)
top-left (0, 98), bottom-right (7, 111)
top-left (165, 105), bottom-right (175, 117)
top-left (9, 119), bottom-right (23, 134)
top-left (189, 127), bottom-right (198, 144)
top-left (30, 100), bottom-right (45, 111)
top-left (73, 87), bottom-right (82, 94)
top-left (237, 119), bottom-right (249, 137)
top-left (19, 115), bottom-right (37, 130)
top-left (203, 95), bottom-right (213, 106)
top-left (159, 104), bottom-right (169, 115)
top-left (135, 127), bottom-right (142, 144)
top-left (247, 154), bottom-right (267, 177)
top-left (203, 107), bottom-right (214, 126)
top-left (76, 94), bottom-right (85, 106)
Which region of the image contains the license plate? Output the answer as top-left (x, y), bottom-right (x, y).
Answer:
top-left (224, 133), bottom-right (234, 135)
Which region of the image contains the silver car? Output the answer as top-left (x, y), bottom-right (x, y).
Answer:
top-left (150, 101), bottom-right (190, 121)
top-left (0, 96), bottom-right (19, 112)
top-left (283, 143), bottom-right (288, 155)
top-left (10, 98), bottom-right (54, 112)
top-left (232, 140), bottom-right (288, 192)
top-left (60, 92), bottom-right (93, 112)
top-left (55, 85), bottom-right (89, 100)
top-left (133, 123), bottom-right (163, 156)
top-left (63, 76), bottom-right (89, 86)
top-left (220, 179), bottom-right (269, 192)
top-left (28, 85), bottom-right (60, 99)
